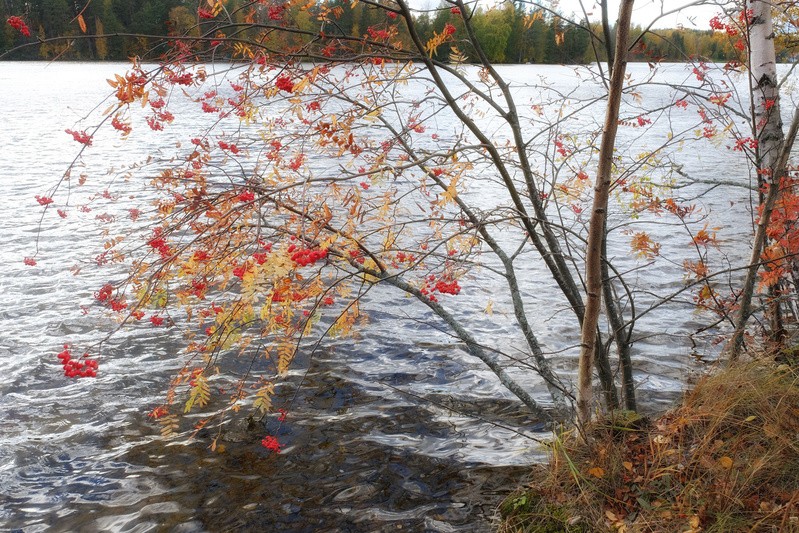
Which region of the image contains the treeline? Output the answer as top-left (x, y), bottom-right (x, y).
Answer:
top-left (1, 0), bottom-right (194, 60)
top-left (0, 0), bottom-right (768, 63)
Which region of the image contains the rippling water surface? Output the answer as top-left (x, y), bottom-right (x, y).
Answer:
top-left (1, 61), bottom-right (790, 531)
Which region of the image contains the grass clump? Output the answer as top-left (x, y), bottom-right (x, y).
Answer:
top-left (499, 361), bottom-right (799, 532)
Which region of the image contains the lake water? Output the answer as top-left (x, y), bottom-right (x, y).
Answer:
top-left (0, 61), bottom-right (793, 531)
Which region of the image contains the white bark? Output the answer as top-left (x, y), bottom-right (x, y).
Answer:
top-left (730, 0), bottom-right (787, 357)
top-left (749, 0), bottom-right (782, 172)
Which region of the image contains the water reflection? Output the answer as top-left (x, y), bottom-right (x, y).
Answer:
top-left (4, 354), bottom-right (539, 532)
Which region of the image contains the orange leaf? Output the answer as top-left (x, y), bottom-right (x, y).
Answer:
top-left (692, 226), bottom-right (717, 247)
top-left (759, 267), bottom-right (783, 288)
top-left (587, 466), bottom-right (605, 478)
top-left (630, 231), bottom-right (660, 259)
top-left (77, 14), bottom-right (87, 34)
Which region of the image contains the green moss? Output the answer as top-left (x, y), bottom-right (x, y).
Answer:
top-left (499, 490), bottom-right (592, 533)
top-left (594, 409), bottom-right (648, 436)
top-left (776, 344), bottom-right (799, 366)
top-left (498, 491), bottom-right (537, 516)
top-left (703, 513), bottom-right (751, 533)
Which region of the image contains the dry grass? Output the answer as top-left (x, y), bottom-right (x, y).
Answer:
top-left (498, 361), bottom-right (799, 532)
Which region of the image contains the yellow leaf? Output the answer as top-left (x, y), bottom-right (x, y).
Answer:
top-left (623, 461), bottom-right (633, 471)
top-left (293, 77), bottom-right (310, 93)
top-left (524, 11), bottom-right (543, 29)
top-left (744, 415), bottom-right (757, 422)
top-left (587, 466), bottom-right (605, 478)
top-left (441, 175), bottom-right (460, 205)
top-left (159, 415), bottom-right (179, 437)
top-left (689, 515), bottom-right (700, 528)
top-left (185, 375), bottom-right (211, 413)
top-left (253, 384), bottom-right (275, 414)
top-left (484, 300), bottom-right (494, 315)
top-left (277, 343), bottom-right (294, 375)
top-left (718, 456), bottom-right (734, 469)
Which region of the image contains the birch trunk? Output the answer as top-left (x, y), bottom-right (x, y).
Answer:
top-left (730, 0), bottom-right (785, 358)
top-left (730, 106), bottom-right (799, 359)
top-left (748, 0), bottom-right (782, 172)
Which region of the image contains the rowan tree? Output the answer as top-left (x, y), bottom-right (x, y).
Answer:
top-left (8, 0), bottom-right (797, 447)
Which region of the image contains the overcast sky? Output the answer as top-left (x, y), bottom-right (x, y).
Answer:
top-left (554, 1), bottom-right (727, 29)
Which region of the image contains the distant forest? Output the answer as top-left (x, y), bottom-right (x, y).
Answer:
top-left (1, 0), bottom-right (791, 64)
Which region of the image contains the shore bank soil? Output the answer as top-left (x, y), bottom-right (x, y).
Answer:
top-left (499, 360), bottom-right (799, 532)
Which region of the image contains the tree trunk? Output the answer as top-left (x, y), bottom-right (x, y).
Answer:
top-left (748, 0), bottom-right (782, 174)
top-left (576, 0), bottom-right (635, 426)
top-left (730, 105), bottom-right (799, 360)
top-left (602, 226), bottom-right (636, 411)
top-left (601, 0), bottom-right (614, 72)
top-left (729, 0), bottom-right (786, 358)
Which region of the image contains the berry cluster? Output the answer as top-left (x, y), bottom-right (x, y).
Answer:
top-left (7, 16), bottom-right (30, 37)
top-left (232, 263), bottom-right (250, 279)
top-left (218, 140), bottom-right (240, 154)
top-left (367, 27), bottom-right (390, 40)
top-left (95, 283), bottom-right (114, 302)
top-left (288, 245), bottom-right (328, 267)
top-left (434, 279), bottom-right (461, 295)
top-left (57, 345), bottom-right (98, 378)
top-left (268, 5), bottom-right (284, 20)
top-left (167, 72), bottom-right (194, 86)
top-left (275, 75), bottom-right (295, 93)
top-left (237, 189), bottom-right (255, 202)
top-left (65, 129), bottom-right (93, 146)
top-left (419, 274), bottom-right (461, 302)
top-left (261, 435), bottom-right (282, 453)
top-left (95, 283), bottom-right (128, 312)
top-left (111, 116), bottom-right (132, 135)
top-left (147, 228), bottom-right (171, 258)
